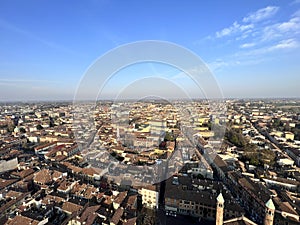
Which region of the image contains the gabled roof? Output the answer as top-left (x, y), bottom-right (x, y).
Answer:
top-left (62, 201), bottom-right (83, 214)
top-left (5, 215), bottom-right (39, 225)
top-left (223, 215), bottom-right (258, 225)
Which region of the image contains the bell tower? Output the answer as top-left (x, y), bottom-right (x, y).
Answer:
top-left (216, 193), bottom-right (224, 225)
top-left (264, 198), bottom-right (275, 225)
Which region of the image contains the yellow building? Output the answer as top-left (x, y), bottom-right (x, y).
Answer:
top-left (285, 132), bottom-right (295, 141)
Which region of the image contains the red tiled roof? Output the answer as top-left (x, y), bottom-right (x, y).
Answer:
top-left (62, 201), bottom-right (83, 214)
top-left (34, 169), bottom-right (52, 184)
top-left (5, 215), bottom-right (39, 225)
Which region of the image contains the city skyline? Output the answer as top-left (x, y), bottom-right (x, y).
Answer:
top-left (0, 1), bottom-right (300, 101)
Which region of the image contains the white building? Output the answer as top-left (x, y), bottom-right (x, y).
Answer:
top-left (138, 185), bottom-right (159, 209)
top-left (0, 158), bottom-right (18, 173)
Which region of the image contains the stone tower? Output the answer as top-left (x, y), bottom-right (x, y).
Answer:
top-left (264, 198), bottom-right (275, 225)
top-left (216, 193), bottom-right (225, 225)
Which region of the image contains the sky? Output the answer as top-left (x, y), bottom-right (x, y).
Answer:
top-left (0, 0), bottom-right (300, 101)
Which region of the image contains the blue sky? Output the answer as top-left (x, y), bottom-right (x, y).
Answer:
top-left (0, 0), bottom-right (300, 101)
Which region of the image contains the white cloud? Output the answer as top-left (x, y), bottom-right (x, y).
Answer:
top-left (216, 22), bottom-right (253, 38)
top-left (214, 38), bottom-right (299, 72)
top-left (243, 6), bottom-right (279, 23)
top-left (277, 17), bottom-right (300, 32)
top-left (261, 16), bottom-right (300, 41)
top-left (261, 25), bottom-right (281, 41)
top-left (240, 24), bottom-right (254, 31)
top-left (240, 43), bottom-right (256, 48)
top-left (208, 57), bottom-right (269, 72)
top-left (210, 6), bottom-right (300, 71)
top-left (208, 60), bottom-right (229, 71)
top-left (215, 6), bottom-right (294, 42)
top-left (236, 39), bottom-right (299, 58)
top-left (215, 6), bottom-right (280, 39)
top-left (215, 6), bottom-right (279, 39)
top-left (269, 38), bottom-right (299, 50)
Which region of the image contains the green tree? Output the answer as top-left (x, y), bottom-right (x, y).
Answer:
top-left (7, 123), bottom-right (15, 133)
top-left (225, 128), bottom-right (247, 147)
top-left (164, 132), bottom-right (174, 141)
top-left (36, 124), bottom-right (44, 130)
top-left (19, 127), bottom-right (26, 133)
